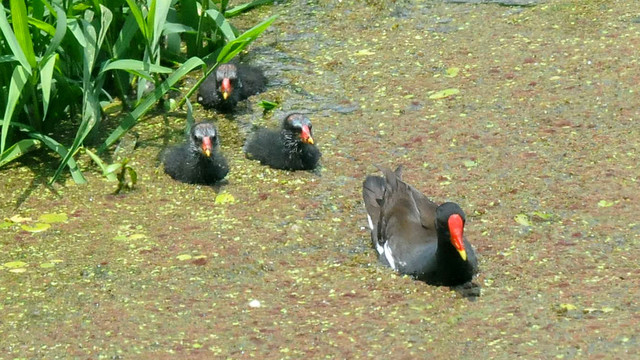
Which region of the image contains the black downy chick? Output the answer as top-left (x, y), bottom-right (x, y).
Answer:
top-left (164, 122), bottom-right (229, 184)
top-left (197, 63), bottom-right (267, 113)
top-left (244, 113), bottom-right (321, 171)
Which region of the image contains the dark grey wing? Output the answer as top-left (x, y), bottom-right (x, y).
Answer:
top-left (405, 183), bottom-right (438, 231)
top-left (376, 167), bottom-right (434, 271)
top-left (362, 175), bottom-right (385, 228)
top-left (362, 174), bottom-right (386, 250)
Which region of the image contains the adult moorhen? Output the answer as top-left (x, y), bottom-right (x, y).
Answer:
top-left (362, 166), bottom-right (478, 286)
top-left (244, 113), bottom-right (321, 171)
top-left (197, 62), bottom-right (267, 113)
top-left (164, 122), bottom-right (229, 184)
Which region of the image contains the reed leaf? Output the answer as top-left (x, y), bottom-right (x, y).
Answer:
top-left (0, 139), bottom-right (40, 168)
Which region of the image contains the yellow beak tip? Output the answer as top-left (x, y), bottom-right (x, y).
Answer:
top-left (222, 92), bottom-right (229, 100)
top-left (307, 138), bottom-right (314, 145)
top-left (458, 249), bottom-right (467, 261)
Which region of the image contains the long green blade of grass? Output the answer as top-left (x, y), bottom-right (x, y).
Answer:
top-left (220, 0), bottom-right (229, 14)
top-left (225, 0), bottom-right (274, 18)
top-left (205, 9), bottom-right (236, 41)
top-left (125, 0), bottom-right (150, 44)
top-left (27, 130), bottom-right (87, 184)
top-left (217, 14), bottom-right (277, 64)
top-left (150, 0), bottom-right (171, 62)
top-left (67, 18), bottom-right (87, 48)
top-left (9, 0), bottom-right (37, 70)
top-left (95, 5), bottom-right (112, 61)
top-left (84, 148), bottom-right (117, 181)
top-left (147, 0), bottom-right (158, 48)
top-left (0, 4), bottom-right (31, 72)
top-left (26, 17), bottom-right (56, 36)
top-left (42, 5), bottom-right (67, 60)
top-left (185, 97), bottom-right (195, 136)
top-left (98, 56), bottom-right (205, 152)
top-left (113, 10), bottom-right (139, 59)
top-left (101, 59), bottom-right (173, 74)
top-left (0, 139), bottom-right (40, 168)
top-left (1, 65), bottom-right (30, 154)
top-left (162, 22), bottom-right (195, 36)
top-left (39, 54), bottom-right (57, 121)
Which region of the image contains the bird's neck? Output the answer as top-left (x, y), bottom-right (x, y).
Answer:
top-left (435, 226), bottom-right (459, 259)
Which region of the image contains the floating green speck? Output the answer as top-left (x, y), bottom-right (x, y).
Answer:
top-left (532, 211), bottom-right (554, 220)
top-left (445, 67), bottom-right (460, 78)
top-left (463, 160), bottom-right (477, 168)
top-left (429, 88), bottom-right (460, 100)
top-left (597, 200), bottom-right (615, 208)
top-left (558, 303), bottom-right (577, 312)
top-left (514, 214), bottom-right (531, 227)
top-left (177, 254), bottom-right (192, 261)
top-left (257, 100), bottom-right (278, 110)
top-left (0, 221), bottom-right (12, 229)
top-left (39, 213), bottom-right (68, 223)
top-left (354, 49), bottom-right (375, 56)
top-left (215, 192), bottom-right (236, 205)
top-left (4, 261), bottom-right (28, 269)
top-left (21, 223), bottom-right (51, 233)
top-left (10, 214), bottom-right (32, 223)
top-left (40, 262), bottom-right (56, 268)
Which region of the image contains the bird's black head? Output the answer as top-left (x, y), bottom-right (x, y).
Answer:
top-left (283, 113), bottom-right (315, 145)
top-left (190, 122), bottom-right (219, 157)
top-left (216, 63), bottom-right (238, 101)
top-left (436, 202), bottom-right (468, 261)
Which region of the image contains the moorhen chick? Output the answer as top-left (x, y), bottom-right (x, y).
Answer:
top-left (164, 122), bottom-right (229, 184)
top-left (362, 166), bottom-right (478, 286)
top-left (244, 113), bottom-right (321, 171)
top-left (197, 62), bottom-right (267, 113)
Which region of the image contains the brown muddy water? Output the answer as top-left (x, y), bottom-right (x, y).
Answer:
top-left (2, 0), bottom-right (640, 358)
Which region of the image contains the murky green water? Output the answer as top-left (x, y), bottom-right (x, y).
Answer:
top-left (2, 0), bottom-right (640, 358)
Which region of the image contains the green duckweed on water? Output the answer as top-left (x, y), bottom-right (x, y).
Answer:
top-left (2, 0), bottom-right (640, 358)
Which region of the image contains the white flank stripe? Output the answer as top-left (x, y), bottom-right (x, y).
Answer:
top-left (383, 242), bottom-right (396, 270)
top-left (366, 214), bottom-right (374, 231)
top-left (375, 240), bottom-right (384, 255)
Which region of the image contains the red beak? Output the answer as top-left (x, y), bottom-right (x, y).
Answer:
top-left (300, 125), bottom-right (314, 145)
top-left (448, 213), bottom-right (467, 261)
top-left (202, 136), bottom-right (213, 157)
top-left (220, 78), bottom-right (232, 100)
